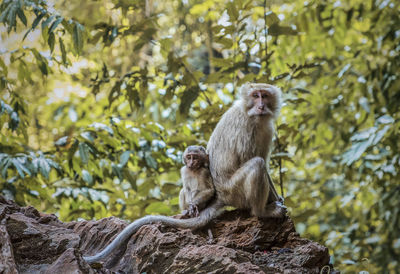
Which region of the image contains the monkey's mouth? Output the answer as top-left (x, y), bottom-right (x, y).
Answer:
top-left (248, 109), bottom-right (272, 116)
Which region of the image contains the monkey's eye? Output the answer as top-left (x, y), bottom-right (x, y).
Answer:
top-left (261, 94), bottom-right (268, 99)
top-left (252, 93), bottom-right (259, 98)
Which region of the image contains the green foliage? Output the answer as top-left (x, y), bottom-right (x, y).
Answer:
top-left (1, 0), bottom-right (399, 272)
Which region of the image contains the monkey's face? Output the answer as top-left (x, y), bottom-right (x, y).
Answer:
top-left (246, 89), bottom-right (275, 117)
top-left (184, 152), bottom-right (207, 170)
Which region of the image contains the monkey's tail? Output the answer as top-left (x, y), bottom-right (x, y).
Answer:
top-left (83, 200), bottom-right (224, 264)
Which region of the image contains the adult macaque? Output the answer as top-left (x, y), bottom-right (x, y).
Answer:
top-left (179, 145), bottom-right (215, 217)
top-left (83, 83), bottom-right (285, 264)
top-left (206, 82), bottom-right (285, 217)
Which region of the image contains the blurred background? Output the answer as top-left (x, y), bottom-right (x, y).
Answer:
top-left (0, 0), bottom-right (399, 272)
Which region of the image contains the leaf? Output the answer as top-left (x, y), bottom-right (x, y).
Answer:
top-left (23, 12), bottom-right (46, 40)
top-left (120, 151), bottom-right (131, 167)
top-left (41, 15), bottom-right (55, 29)
top-left (365, 235), bottom-right (381, 244)
top-left (39, 158), bottom-right (51, 179)
top-left (341, 136), bottom-right (374, 166)
top-left (9, 112), bottom-right (20, 130)
top-left (145, 153), bottom-right (158, 169)
top-left (111, 163), bottom-right (123, 181)
top-left (0, 58), bottom-right (8, 75)
top-left (338, 63), bottom-right (351, 78)
top-left (73, 22), bottom-right (84, 54)
top-left (215, 37), bottom-right (234, 48)
top-left (179, 87), bottom-right (199, 115)
top-left (89, 122), bottom-right (114, 135)
top-left (48, 32), bottom-right (55, 53)
top-left (372, 125), bottom-right (390, 145)
top-left (145, 201), bottom-right (172, 215)
top-left (123, 170), bottom-right (137, 191)
top-left (32, 12), bottom-right (46, 29)
top-left (1, 158), bottom-right (11, 178)
top-left (82, 169), bottom-right (93, 184)
top-left (289, 87), bottom-right (312, 94)
top-left (265, 11), bottom-right (280, 26)
top-left (6, 4), bottom-right (17, 33)
top-left (49, 16), bottom-right (63, 33)
top-left (0, 3), bottom-right (12, 24)
top-left (68, 140), bottom-right (79, 160)
top-left (11, 158), bottom-right (29, 178)
top-left (108, 81), bottom-right (122, 106)
top-left (79, 142), bottom-right (89, 165)
top-left (126, 85), bottom-right (142, 110)
top-left (55, 136), bottom-right (69, 146)
top-left (227, 2), bottom-right (239, 20)
top-left (30, 49), bottom-right (48, 75)
top-left (16, 8), bottom-right (27, 26)
top-left (80, 132), bottom-right (94, 142)
top-left (268, 23), bottom-right (298, 36)
top-left (59, 37), bottom-right (67, 64)
top-left (376, 114), bottom-right (394, 125)
top-left (393, 239), bottom-right (400, 249)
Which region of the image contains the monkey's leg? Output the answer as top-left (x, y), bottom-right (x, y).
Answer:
top-left (179, 189), bottom-right (187, 213)
top-left (222, 157), bottom-right (269, 217)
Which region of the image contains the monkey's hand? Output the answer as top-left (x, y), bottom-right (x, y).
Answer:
top-left (188, 203), bottom-right (199, 217)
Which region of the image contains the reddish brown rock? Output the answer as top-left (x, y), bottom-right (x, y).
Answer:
top-left (0, 195), bottom-right (336, 273)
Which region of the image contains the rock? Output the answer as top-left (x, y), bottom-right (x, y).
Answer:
top-left (0, 195), bottom-right (336, 273)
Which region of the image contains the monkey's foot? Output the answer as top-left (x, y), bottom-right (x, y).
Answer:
top-left (262, 201), bottom-right (287, 218)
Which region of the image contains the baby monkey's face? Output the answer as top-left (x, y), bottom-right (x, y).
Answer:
top-left (183, 146), bottom-right (208, 171)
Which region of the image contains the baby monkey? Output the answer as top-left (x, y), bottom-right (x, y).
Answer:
top-left (179, 145), bottom-right (215, 217)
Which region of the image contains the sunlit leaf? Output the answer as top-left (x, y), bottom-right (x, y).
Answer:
top-left (82, 169), bottom-right (93, 184)
top-left (73, 22), bottom-right (84, 54)
top-left (48, 32), bottom-right (55, 53)
top-left (145, 201), bottom-right (172, 215)
top-left (179, 87), bottom-right (199, 115)
top-left (59, 37), bottom-right (67, 64)
top-left (16, 8), bottom-right (27, 26)
top-left (120, 151), bottom-right (132, 167)
top-left (79, 143), bottom-right (89, 165)
top-left (145, 153), bottom-right (158, 169)
top-left (49, 16), bottom-right (63, 33)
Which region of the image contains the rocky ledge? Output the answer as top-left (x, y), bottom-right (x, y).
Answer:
top-left (0, 195), bottom-right (335, 273)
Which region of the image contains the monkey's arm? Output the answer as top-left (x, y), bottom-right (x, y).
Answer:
top-left (83, 200), bottom-right (224, 264)
top-left (191, 189), bottom-right (215, 210)
top-left (179, 188), bottom-right (187, 212)
top-left (191, 170), bottom-right (215, 210)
